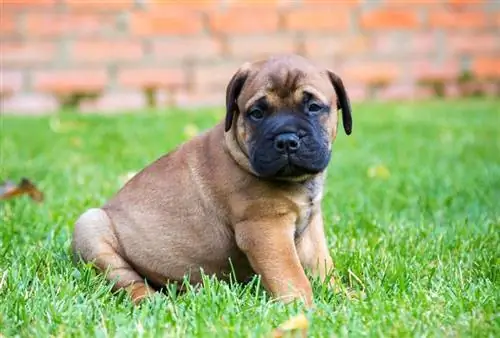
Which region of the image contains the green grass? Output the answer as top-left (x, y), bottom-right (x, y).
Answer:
top-left (1, 99), bottom-right (499, 337)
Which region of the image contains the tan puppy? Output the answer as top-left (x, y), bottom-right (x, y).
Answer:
top-left (72, 54), bottom-right (352, 306)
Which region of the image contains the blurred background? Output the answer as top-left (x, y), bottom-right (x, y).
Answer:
top-left (1, 0), bottom-right (499, 114)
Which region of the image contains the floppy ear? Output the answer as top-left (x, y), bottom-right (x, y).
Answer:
top-left (328, 71), bottom-right (352, 135)
top-left (225, 67), bottom-right (249, 132)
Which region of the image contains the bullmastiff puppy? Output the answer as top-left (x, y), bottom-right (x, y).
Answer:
top-left (72, 54), bottom-right (353, 306)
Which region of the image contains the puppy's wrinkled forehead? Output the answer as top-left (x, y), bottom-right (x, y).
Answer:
top-left (239, 56), bottom-right (335, 109)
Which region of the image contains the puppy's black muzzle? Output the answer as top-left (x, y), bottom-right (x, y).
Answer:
top-left (274, 133), bottom-right (300, 153)
top-left (249, 113), bottom-right (331, 179)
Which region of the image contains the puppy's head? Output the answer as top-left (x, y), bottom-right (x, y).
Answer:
top-left (224, 55), bottom-right (352, 181)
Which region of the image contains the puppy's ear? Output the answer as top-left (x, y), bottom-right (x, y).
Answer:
top-left (225, 66), bottom-right (249, 132)
top-left (328, 71), bottom-right (352, 135)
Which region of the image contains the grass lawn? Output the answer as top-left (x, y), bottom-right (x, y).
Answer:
top-left (1, 99), bottom-right (499, 337)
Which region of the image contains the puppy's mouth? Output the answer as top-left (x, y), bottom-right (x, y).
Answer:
top-left (275, 156), bottom-right (320, 178)
top-left (250, 152), bottom-right (329, 180)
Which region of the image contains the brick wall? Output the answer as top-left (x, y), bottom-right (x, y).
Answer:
top-left (1, 0), bottom-right (499, 114)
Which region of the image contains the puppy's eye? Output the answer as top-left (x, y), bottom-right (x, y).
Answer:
top-left (307, 102), bottom-right (324, 113)
top-left (248, 108), bottom-right (264, 121)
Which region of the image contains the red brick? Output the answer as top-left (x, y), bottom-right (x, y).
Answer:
top-left (341, 62), bottom-right (401, 85)
top-left (304, 35), bottom-right (369, 58)
top-left (174, 89), bottom-right (225, 108)
top-left (446, 0), bottom-right (486, 8)
top-left (228, 0), bottom-right (282, 6)
top-left (371, 33), bottom-right (436, 56)
top-left (70, 40), bottom-right (144, 63)
top-left (224, 0), bottom-right (295, 9)
top-left (130, 11), bottom-right (203, 36)
top-left (483, 82), bottom-right (500, 96)
top-left (193, 63), bottom-right (240, 91)
top-left (0, 13), bottom-right (17, 36)
top-left (413, 85), bottom-right (434, 99)
top-left (381, 0), bottom-right (442, 5)
top-left (152, 37), bottom-right (222, 61)
top-left (408, 33), bottom-right (438, 54)
top-left (429, 11), bottom-right (488, 29)
top-left (379, 84), bottom-right (416, 100)
top-left (445, 83), bottom-right (462, 97)
top-left (2, 0), bottom-right (55, 8)
top-left (371, 34), bottom-right (399, 55)
top-left (0, 70), bottom-right (24, 96)
top-left (285, 7), bottom-right (351, 32)
top-left (411, 59), bottom-right (460, 82)
top-left (148, 0), bottom-right (219, 10)
top-left (1, 93), bottom-right (58, 115)
top-left (343, 85), bottom-right (367, 102)
top-left (63, 0), bottom-right (133, 11)
top-left (442, 84), bottom-right (462, 98)
top-left (448, 33), bottom-right (499, 54)
top-left (228, 35), bottom-right (296, 59)
top-left (208, 9), bottom-right (279, 34)
top-left (117, 67), bottom-right (186, 88)
top-left (447, 0), bottom-right (485, 3)
top-left (24, 13), bottom-right (115, 38)
top-left (34, 69), bottom-right (108, 94)
top-left (360, 9), bottom-right (419, 30)
top-left (473, 58), bottom-right (500, 78)
top-left (302, 0), bottom-right (359, 6)
top-left (79, 90), bottom-right (147, 113)
top-left (1, 42), bottom-right (56, 66)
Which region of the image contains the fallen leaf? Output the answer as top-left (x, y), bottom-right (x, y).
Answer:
top-left (135, 322), bottom-right (144, 335)
top-left (0, 178), bottom-right (44, 202)
top-left (367, 164), bottom-right (390, 179)
top-left (49, 117), bottom-right (86, 134)
top-left (119, 171), bottom-right (137, 185)
top-left (70, 137), bottom-right (83, 148)
top-left (440, 130), bottom-right (453, 143)
top-left (183, 124), bottom-right (199, 139)
top-left (272, 313), bottom-right (309, 338)
top-left (334, 281), bottom-right (366, 302)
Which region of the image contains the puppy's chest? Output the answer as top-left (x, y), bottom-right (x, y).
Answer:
top-left (294, 183), bottom-right (323, 239)
top-left (295, 206), bottom-right (313, 239)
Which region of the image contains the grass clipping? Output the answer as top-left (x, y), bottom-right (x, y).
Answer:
top-left (272, 313), bottom-right (309, 338)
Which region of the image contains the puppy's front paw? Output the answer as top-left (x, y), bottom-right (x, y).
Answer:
top-left (273, 281), bottom-right (314, 308)
top-left (126, 283), bottom-right (155, 305)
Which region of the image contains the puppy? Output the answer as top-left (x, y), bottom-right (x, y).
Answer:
top-left (72, 54), bottom-right (352, 306)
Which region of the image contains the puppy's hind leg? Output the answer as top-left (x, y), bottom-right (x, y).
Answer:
top-left (72, 208), bottom-right (155, 304)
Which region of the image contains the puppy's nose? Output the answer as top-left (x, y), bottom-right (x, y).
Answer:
top-left (274, 133), bottom-right (300, 153)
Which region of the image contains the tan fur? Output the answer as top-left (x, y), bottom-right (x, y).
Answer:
top-left (72, 55), bottom-right (350, 306)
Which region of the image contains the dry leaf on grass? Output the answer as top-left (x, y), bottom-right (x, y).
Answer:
top-left (49, 117), bottom-right (86, 134)
top-left (119, 171), bottom-right (138, 185)
top-left (0, 178), bottom-right (44, 202)
top-left (183, 124), bottom-right (200, 139)
top-left (70, 137), bottom-right (83, 148)
top-left (367, 164), bottom-right (391, 179)
top-left (272, 313), bottom-right (309, 338)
